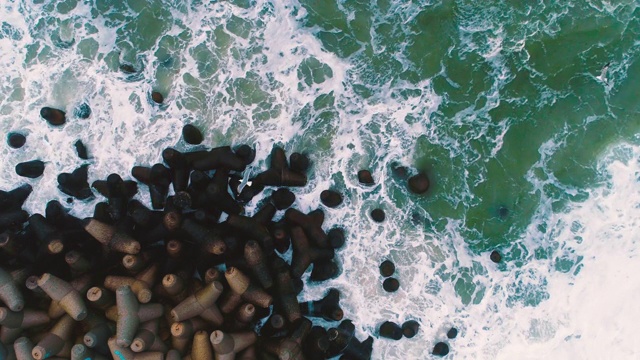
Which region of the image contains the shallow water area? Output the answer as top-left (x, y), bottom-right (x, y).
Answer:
top-left (1, 0), bottom-right (640, 359)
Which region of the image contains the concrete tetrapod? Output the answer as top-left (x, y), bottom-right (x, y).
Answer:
top-left (220, 267), bottom-right (273, 314)
top-left (37, 273), bottom-right (88, 321)
top-left (115, 286), bottom-right (163, 347)
top-left (108, 337), bottom-right (165, 360)
top-left (169, 281), bottom-right (223, 325)
top-left (0, 267), bottom-right (24, 312)
top-left (210, 330), bottom-right (257, 360)
top-left (32, 314), bottom-right (75, 359)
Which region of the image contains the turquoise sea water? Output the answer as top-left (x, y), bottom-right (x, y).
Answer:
top-left (1, 0), bottom-right (640, 358)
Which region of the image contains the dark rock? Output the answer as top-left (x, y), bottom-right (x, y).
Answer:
top-left (289, 152), bottom-right (309, 173)
top-left (391, 162), bottom-right (409, 179)
top-left (498, 206), bottom-right (509, 219)
top-left (119, 64), bottom-right (137, 73)
top-left (383, 278), bottom-right (399, 292)
top-left (151, 91), bottom-right (164, 104)
top-left (0, 183), bottom-right (32, 210)
top-left (402, 320), bottom-right (419, 338)
top-left (371, 208), bottom-right (385, 223)
top-left (300, 288), bottom-right (343, 322)
top-left (327, 228), bottom-right (345, 249)
top-left (235, 145), bottom-right (256, 165)
top-left (310, 260), bottom-right (340, 282)
top-left (7, 133), bottom-right (26, 149)
top-left (74, 140), bottom-right (88, 159)
top-left (408, 173), bottom-right (429, 194)
top-left (58, 164), bottom-right (93, 200)
top-left (40, 107), bottom-right (66, 126)
top-left (15, 160), bottom-right (45, 178)
top-left (490, 250), bottom-right (502, 263)
top-left (357, 170), bottom-right (374, 185)
top-left (320, 190), bottom-right (342, 208)
top-left (433, 342), bottom-right (449, 356)
top-left (271, 188), bottom-right (295, 210)
top-left (379, 321), bottom-right (403, 340)
top-left (73, 103), bottom-right (91, 119)
top-left (379, 260), bottom-right (395, 277)
top-left (327, 320), bottom-right (373, 360)
top-left (182, 124), bottom-right (203, 145)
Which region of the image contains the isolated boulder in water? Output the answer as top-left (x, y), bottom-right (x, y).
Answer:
top-left (151, 91), bottom-right (164, 104)
top-left (16, 160), bottom-right (45, 178)
top-left (358, 169), bottom-right (374, 185)
top-left (379, 260), bottom-right (395, 277)
top-left (40, 107), bottom-right (66, 126)
top-left (182, 124), bottom-right (203, 145)
top-left (490, 250), bottom-right (502, 263)
top-left (402, 320), bottom-right (420, 338)
top-left (382, 277), bottom-right (399, 293)
top-left (433, 342), bottom-right (449, 356)
top-left (379, 321), bottom-right (403, 340)
top-left (320, 190), bottom-right (342, 208)
top-left (7, 133), bottom-right (26, 149)
top-left (74, 140), bottom-right (88, 159)
top-left (371, 208), bottom-right (385, 223)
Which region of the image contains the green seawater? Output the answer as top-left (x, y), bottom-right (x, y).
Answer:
top-left (13, 0), bottom-right (640, 310)
top-left (106, 0), bottom-right (640, 303)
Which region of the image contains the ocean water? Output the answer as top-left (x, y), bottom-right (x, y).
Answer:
top-left (1, 0), bottom-right (640, 358)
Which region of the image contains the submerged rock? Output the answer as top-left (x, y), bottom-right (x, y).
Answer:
top-left (73, 103), bottom-right (91, 119)
top-left (408, 172), bottom-right (429, 194)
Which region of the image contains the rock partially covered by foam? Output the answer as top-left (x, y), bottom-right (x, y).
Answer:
top-left (73, 103), bottom-right (91, 119)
